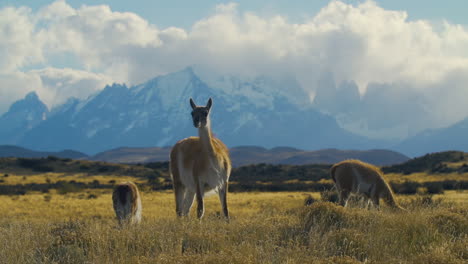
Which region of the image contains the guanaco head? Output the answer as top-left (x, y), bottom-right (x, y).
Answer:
top-left (190, 98), bottom-right (212, 128)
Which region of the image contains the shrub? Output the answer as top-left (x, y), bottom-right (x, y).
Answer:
top-left (35, 165), bottom-right (54, 172)
top-left (405, 195), bottom-right (443, 209)
top-left (391, 181), bottom-right (420, 194)
top-left (47, 156), bottom-right (60, 161)
top-left (44, 195), bottom-right (52, 202)
top-left (424, 182), bottom-right (444, 194)
top-left (47, 244), bottom-right (87, 264)
top-left (79, 164), bottom-right (91, 171)
top-left (87, 194), bottom-right (98, 199)
top-left (382, 151), bottom-right (465, 174)
top-left (302, 202), bottom-right (350, 233)
top-left (304, 195), bottom-right (317, 206)
top-left (47, 221), bottom-right (89, 263)
top-left (90, 180), bottom-right (100, 188)
top-left (56, 181), bottom-right (84, 195)
top-left (320, 190), bottom-right (339, 203)
top-left (17, 158), bottom-right (54, 172)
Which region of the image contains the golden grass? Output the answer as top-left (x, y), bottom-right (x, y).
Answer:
top-left (0, 191), bottom-right (310, 221)
top-left (385, 172), bottom-right (468, 183)
top-left (0, 190), bottom-right (466, 263)
top-left (0, 173), bottom-right (144, 185)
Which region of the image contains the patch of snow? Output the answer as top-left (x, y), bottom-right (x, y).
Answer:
top-left (26, 112), bottom-right (34, 121)
top-left (124, 121), bottom-right (136, 133)
top-left (86, 123), bottom-right (110, 138)
top-left (234, 112), bottom-right (258, 131)
top-left (156, 136), bottom-right (172, 146)
top-left (336, 114), bottom-right (408, 141)
top-left (162, 126), bottom-right (171, 134)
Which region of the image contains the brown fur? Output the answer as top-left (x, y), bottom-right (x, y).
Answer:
top-left (330, 159), bottom-right (403, 210)
top-left (172, 136), bottom-right (231, 174)
top-left (112, 181), bottom-right (142, 224)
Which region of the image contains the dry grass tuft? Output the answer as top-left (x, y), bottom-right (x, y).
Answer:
top-left (429, 211), bottom-right (468, 238)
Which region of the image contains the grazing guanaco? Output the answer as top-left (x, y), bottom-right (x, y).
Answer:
top-left (170, 98), bottom-right (232, 220)
top-left (331, 159), bottom-right (404, 210)
top-left (112, 181), bottom-right (142, 225)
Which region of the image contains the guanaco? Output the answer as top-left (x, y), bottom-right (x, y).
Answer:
top-left (170, 98), bottom-right (232, 220)
top-left (331, 159), bottom-right (403, 210)
top-left (112, 181), bottom-right (142, 225)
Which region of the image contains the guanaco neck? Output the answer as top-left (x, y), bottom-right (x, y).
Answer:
top-left (198, 118), bottom-right (215, 156)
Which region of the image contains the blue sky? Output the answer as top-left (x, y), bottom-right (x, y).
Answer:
top-left (1, 0), bottom-right (467, 29)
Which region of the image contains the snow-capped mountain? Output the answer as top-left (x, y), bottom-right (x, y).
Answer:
top-left (3, 67), bottom-right (380, 154)
top-left (312, 73), bottom-right (431, 142)
top-left (0, 92), bottom-right (48, 144)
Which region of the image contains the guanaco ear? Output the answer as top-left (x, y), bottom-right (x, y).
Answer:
top-left (206, 98), bottom-right (213, 111)
top-left (189, 98), bottom-right (196, 109)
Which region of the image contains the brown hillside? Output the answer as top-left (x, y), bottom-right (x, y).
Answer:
top-left (91, 146), bottom-right (409, 167)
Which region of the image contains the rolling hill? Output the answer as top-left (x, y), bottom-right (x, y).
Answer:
top-left (0, 145), bottom-right (88, 159)
top-left (91, 146), bottom-right (409, 167)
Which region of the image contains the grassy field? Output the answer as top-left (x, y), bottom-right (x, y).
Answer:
top-left (0, 153), bottom-right (467, 263)
top-left (0, 190), bottom-right (466, 263)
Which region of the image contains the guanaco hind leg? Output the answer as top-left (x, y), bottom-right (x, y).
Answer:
top-left (181, 190), bottom-right (196, 216)
top-left (195, 181), bottom-right (205, 219)
top-left (218, 182), bottom-right (229, 220)
top-left (174, 185), bottom-right (186, 216)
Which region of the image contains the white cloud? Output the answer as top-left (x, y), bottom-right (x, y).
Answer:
top-left (1, 0), bottom-right (468, 138)
top-left (0, 72), bottom-right (42, 113)
top-left (0, 68), bottom-right (112, 113)
top-left (31, 68), bottom-right (113, 107)
top-left (0, 6), bottom-right (43, 72)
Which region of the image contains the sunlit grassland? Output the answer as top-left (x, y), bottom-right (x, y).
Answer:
top-left (0, 191), bottom-right (310, 221)
top-left (0, 189), bottom-right (466, 264)
top-left (385, 172), bottom-right (467, 183)
top-left (0, 172), bottom-right (144, 185)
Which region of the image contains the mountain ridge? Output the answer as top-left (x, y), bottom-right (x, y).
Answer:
top-left (0, 145), bottom-right (88, 159)
top-left (90, 145), bottom-right (409, 167)
top-left (395, 117), bottom-right (468, 157)
top-left (2, 67), bottom-right (468, 156)
top-left (1, 67), bottom-right (382, 154)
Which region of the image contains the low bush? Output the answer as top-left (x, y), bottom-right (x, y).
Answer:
top-left (302, 202), bottom-right (352, 233)
top-left (391, 181), bottom-right (420, 194)
top-left (424, 182), bottom-right (444, 194)
top-left (320, 189), bottom-right (339, 203)
top-left (304, 195), bottom-right (317, 206)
